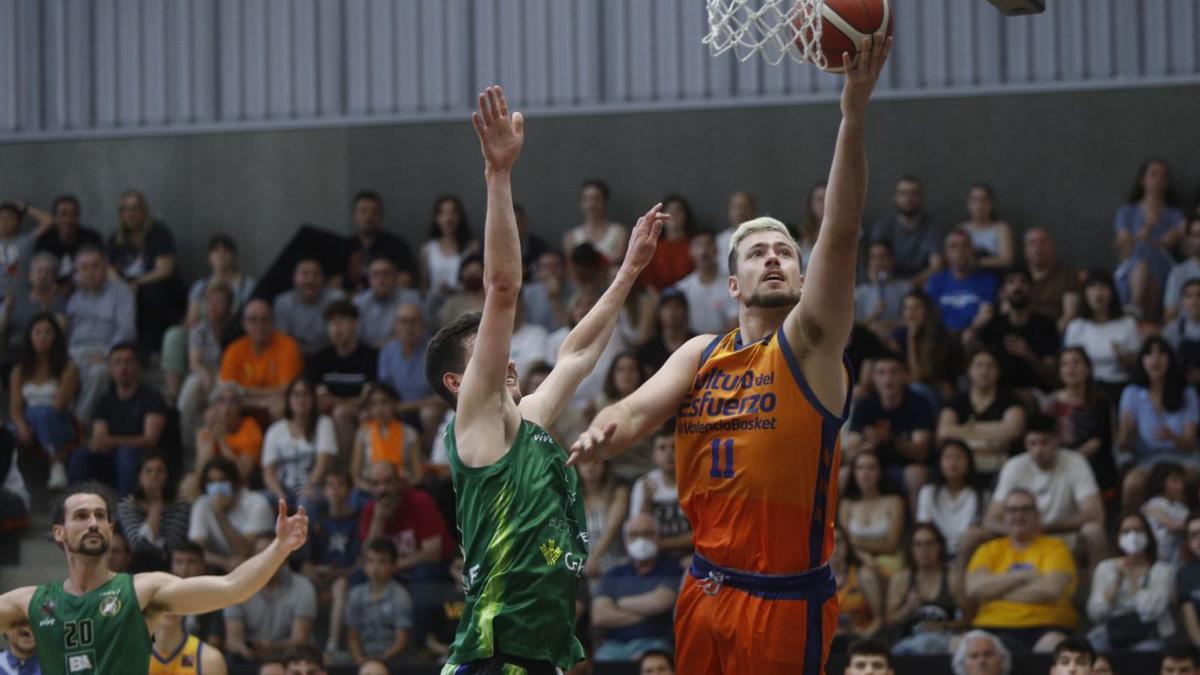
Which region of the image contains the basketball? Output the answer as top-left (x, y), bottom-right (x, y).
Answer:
top-left (798, 0), bottom-right (894, 72)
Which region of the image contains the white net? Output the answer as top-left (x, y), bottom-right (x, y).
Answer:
top-left (703, 0), bottom-right (826, 67)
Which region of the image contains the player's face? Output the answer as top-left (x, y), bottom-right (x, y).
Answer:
top-left (171, 551), bottom-right (206, 578)
top-left (845, 654), bottom-right (891, 675)
top-left (733, 231), bottom-right (802, 310)
top-left (640, 654), bottom-right (675, 675)
top-left (962, 637), bottom-right (1004, 675)
top-left (55, 493), bottom-right (112, 557)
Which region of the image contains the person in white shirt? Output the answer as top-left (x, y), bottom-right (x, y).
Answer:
top-left (545, 290), bottom-right (626, 405)
top-left (262, 377), bottom-right (338, 512)
top-left (509, 297), bottom-right (549, 377)
top-left (715, 191), bottom-right (757, 279)
top-left (915, 440), bottom-right (988, 561)
top-left (1063, 270), bottom-right (1141, 399)
top-left (629, 427), bottom-right (693, 557)
top-left (188, 456), bottom-right (275, 572)
top-left (673, 231), bottom-right (737, 336)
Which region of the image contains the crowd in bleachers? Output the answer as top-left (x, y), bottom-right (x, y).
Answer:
top-left (3, 157), bottom-right (1200, 673)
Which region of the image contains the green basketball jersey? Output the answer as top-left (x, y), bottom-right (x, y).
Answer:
top-left (28, 573), bottom-right (152, 675)
top-left (444, 417), bottom-right (588, 671)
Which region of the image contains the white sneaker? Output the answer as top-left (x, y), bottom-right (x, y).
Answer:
top-left (47, 461), bottom-right (68, 490)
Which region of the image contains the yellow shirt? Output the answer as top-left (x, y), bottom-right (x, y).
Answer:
top-left (150, 634), bottom-right (203, 675)
top-left (968, 534), bottom-right (1078, 629)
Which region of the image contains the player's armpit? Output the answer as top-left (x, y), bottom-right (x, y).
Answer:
top-left (0, 587), bottom-right (33, 632)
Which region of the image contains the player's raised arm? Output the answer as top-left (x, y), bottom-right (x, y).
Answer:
top-left (0, 587), bottom-right (33, 632)
top-left (520, 203), bottom-right (666, 429)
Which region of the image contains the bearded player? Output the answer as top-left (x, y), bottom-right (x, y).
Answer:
top-left (568, 35), bottom-right (892, 674)
top-left (0, 483), bottom-right (307, 675)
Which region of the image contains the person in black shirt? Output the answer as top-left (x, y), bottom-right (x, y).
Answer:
top-left (307, 300), bottom-right (378, 456)
top-left (425, 555), bottom-right (467, 662)
top-left (343, 190), bottom-right (416, 292)
top-left (936, 348), bottom-right (1027, 483)
top-left (635, 289), bottom-right (693, 375)
top-left (33, 194), bottom-right (104, 292)
top-left (971, 268), bottom-right (1060, 391)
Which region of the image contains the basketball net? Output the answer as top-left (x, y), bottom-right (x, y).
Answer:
top-left (703, 0), bottom-right (826, 67)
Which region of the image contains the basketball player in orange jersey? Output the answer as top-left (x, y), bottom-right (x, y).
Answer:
top-left (568, 34), bottom-right (892, 675)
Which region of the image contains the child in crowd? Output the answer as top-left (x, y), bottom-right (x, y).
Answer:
top-left (1142, 461), bottom-right (1190, 566)
top-left (346, 538), bottom-right (414, 667)
top-left (308, 471), bottom-right (362, 655)
top-left (350, 383), bottom-right (423, 509)
top-left (424, 555), bottom-right (466, 663)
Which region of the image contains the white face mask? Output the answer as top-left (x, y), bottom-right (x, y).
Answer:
top-left (626, 537), bottom-right (658, 562)
top-left (1119, 530), bottom-right (1149, 556)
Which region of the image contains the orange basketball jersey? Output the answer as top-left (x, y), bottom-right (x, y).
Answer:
top-left (675, 327), bottom-right (850, 574)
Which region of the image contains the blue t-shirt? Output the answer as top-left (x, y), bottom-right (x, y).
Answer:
top-left (310, 506), bottom-right (362, 568)
top-left (925, 269), bottom-right (998, 331)
top-left (595, 554), bottom-right (679, 644)
top-left (1119, 385), bottom-right (1200, 459)
top-left (377, 339), bottom-right (433, 403)
top-left (847, 388), bottom-right (935, 468)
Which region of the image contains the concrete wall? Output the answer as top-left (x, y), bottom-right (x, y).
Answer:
top-left (2, 83), bottom-right (1198, 282)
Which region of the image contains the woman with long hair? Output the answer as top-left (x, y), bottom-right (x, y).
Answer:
top-left (838, 451), bottom-right (907, 575)
top-left (888, 290), bottom-right (961, 403)
top-left (915, 439), bottom-right (990, 561)
top-left (563, 179), bottom-right (628, 267)
top-left (887, 523), bottom-right (970, 654)
top-left (1113, 158), bottom-right (1186, 322)
top-left (578, 459), bottom-right (629, 580)
top-left (421, 194), bottom-right (478, 297)
top-left (116, 452), bottom-right (191, 572)
top-left (590, 353), bottom-right (652, 480)
top-left (1141, 462), bottom-right (1190, 566)
top-left (957, 184), bottom-right (1014, 271)
top-left (936, 349), bottom-right (1027, 479)
top-left (1086, 511), bottom-right (1176, 651)
top-left (637, 194), bottom-right (694, 290)
top-left (261, 377), bottom-right (337, 511)
top-left (1043, 347), bottom-right (1119, 502)
top-left (107, 190), bottom-right (186, 355)
top-left (8, 312), bottom-right (78, 489)
top-left (1064, 270), bottom-right (1142, 403)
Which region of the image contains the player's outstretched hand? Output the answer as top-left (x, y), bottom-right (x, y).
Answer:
top-left (471, 85), bottom-right (524, 173)
top-left (275, 499), bottom-right (309, 553)
top-left (620, 203), bottom-right (669, 274)
top-left (565, 422), bottom-right (617, 467)
top-left (840, 33), bottom-right (893, 116)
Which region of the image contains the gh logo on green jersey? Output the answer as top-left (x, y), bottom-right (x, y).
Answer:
top-left (540, 539), bottom-right (563, 566)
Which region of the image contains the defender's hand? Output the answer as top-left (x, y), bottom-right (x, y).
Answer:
top-left (566, 422), bottom-right (617, 467)
top-left (471, 85), bottom-right (524, 173)
top-left (841, 33), bottom-right (893, 116)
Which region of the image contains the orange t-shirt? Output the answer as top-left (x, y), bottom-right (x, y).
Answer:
top-left (219, 331), bottom-right (303, 389)
top-left (639, 238), bottom-right (694, 290)
top-left (223, 416), bottom-right (264, 464)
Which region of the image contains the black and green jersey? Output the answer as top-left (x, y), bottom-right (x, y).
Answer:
top-left (444, 417), bottom-right (589, 671)
top-left (28, 573), bottom-right (151, 675)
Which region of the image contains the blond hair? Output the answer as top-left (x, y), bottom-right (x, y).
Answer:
top-left (727, 217), bottom-right (798, 275)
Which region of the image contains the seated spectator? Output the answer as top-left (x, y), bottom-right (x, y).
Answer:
top-left (436, 254), bottom-right (485, 329)
top-left (1118, 336), bottom-right (1200, 506)
top-left (549, 290), bottom-right (628, 407)
top-left (308, 471), bottom-right (362, 655)
top-left (1165, 279), bottom-right (1200, 387)
top-left (1113, 158), bottom-right (1186, 322)
top-left (639, 194), bottom-right (693, 291)
top-left (855, 239), bottom-right (911, 339)
top-left (285, 645), bottom-right (328, 675)
top-left (420, 194), bottom-right (478, 299)
top-left (514, 203), bottom-right (551, 279)
top-left (34, 193), bottom-right (104, 291)
top-left (1165, 216), bottom-right (1200, 321)
top-left (958, 184), bottom-right (1015, 271)
top-left (629, 428), bottom-right (693, 557)
top-left (832, 524), bottom-right (883, 647)
top-left (1160, 644), bottom-right (1197, 675)
top-left (715, 190), bottom-right (757, 278)
top-left (1177, 514), bottom-right (1200, 649)
top-left (170, 540), bottom-right (226, 649)
top-left (219, 298), bottom-right (304, 420)
top-left (635, 289), bottom-right (693, 375)
top-left (592, 515), bottom-right (679, 662)
top-left (844, 352), bottom-right (934, 500)
top-left (342, 189), bottom-right (416, 292)
top-left (564, 180), bottom-right (629, 267)
top-left (984, 415), bottom-right (1107, 575)
top-left (274, 257), bottom-right (345, 355)
top-left (178, 282), bottom-right (238, 453)
top-left (224, 535), bottom-right (317, 663)
top-left (1064, 270), bottom-right (1142, 402)
top-left (618, 283), bottom-right (659, 350)
top-left (889, 290), bottom-right (962, 403)
top-left (638, 648), bottom-right (675, 675)
top-left (190, 382), bottom-right (263, 493)
top-left (259, 660), bottom-right (285, 675)
top-left (674, 230), bottom-right (737, 336)
top-left (569, 241), bottom-right (611, 300)
top-left (966, 488), bottom-right (1077, 654)
top-left (916, 440), bottom-right (989, 560)
top-left (307, 300), bottom-right (378, 455)
top-left (66, 245), bottom-right (136, 422)
top-left (377, 301), bottom-right (445, 450)
top-left (1086, 512), bottom-right (1176, 651)
top-left (108, 529), bottom-right (132, 573)
top-left (0, 200), bottom-right (53, 297)
top-left (350, 384), bottom-right (422, 505)
top-left (1022, 227), bottom-right (1080, 331)
top-left (117, 452), bottom-right (190, 572)
top-left (839, 452), bottom-right (906, 575)
top-left (1043, 347), bottom-right (1119, 507)
top-left (0, 626), bottom-right (39, 674)
top-left (1, 251), bottom-right (66, 370)
top-left (869, 176), bottom-right (940, 285)
top-left (359, 461), bottom-right (453, 579)
top-left (1092, 654), bottom-right (1118, 675)
top-left (580, 459), bottom-right (630, 578)
top-left (424, 555), bottom-right (465, 664)
top-left (9, 312), bottom-right (78, 489)
top-left (971, 268), bottom-right (1059, 391)
top-left (346, 538), bottom-right (414, 666)
top-left (936, 349), bottom-right (1027, 479)
top-left (1050, 638), bottom-right (1096, 675)
top-left (951, 630), bottom-right (1011, 675)
top-left (106, 190), bottom-right (186, 355)
top-left (888, 524), bottom-right (968, 656)
top-left (510, 297), bottom-right (549, 377)
top-left (523, 249), bottom-right (574, 331)
top-left (188, 456), bottom-right (275, 572)
top-left (1142, 462), bottom-right (1189, 566)
top-left (262, 377), bottom-right (336, 511)
top-left (354, 257), bottom-right (420, 349)
top-left (925, 229), bottom-right (998, 333)
top-left (67, 343), bottom-right (167, 497)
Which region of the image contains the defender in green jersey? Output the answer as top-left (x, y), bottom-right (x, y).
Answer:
top-left (425, 86), bottom-right (666, 673)
top-left (0, 482), bottom-right (307, 675)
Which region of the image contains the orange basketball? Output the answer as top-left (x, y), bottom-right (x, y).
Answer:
top-left (796, 0), bottom-right (893, 73)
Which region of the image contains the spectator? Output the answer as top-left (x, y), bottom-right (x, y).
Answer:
top-left (424, 555), bottom-right (465, 663)
top-left (522, 360), bottom-right (586, 451)
top-left (346, 538), bottom-right (413, 666)
top-left (284, 645), bottom-right (327, 675)
top-left (958, 184), bottom-right (1015, 271)
top-left (150, 610), bottom-right (227, 675)
top-left (377, 301), bottom-right (445, 449)
top-left (34, 193), bottom-right (103, 290)
top-left (869, 176), bottom-right (940, 285)
top-left (308, 471), bottom-right (362, 655)
top-left (307, 300), bottom-right (378, 455)
top-left (1087, 512), bottom-right (1176, 650)
top-left (274, 257), bottom-right (345, 355)
top-left (116, 452), bottom-right (190, 572)
top-left (951, 630), bottom-right (1011, 675)
top-left (568, 242), bottom-right (610, 300)
top-left (563, 179), bottom-right (629, 267)
top-left (832, 524), bottom-right (883, 646)
top-left (359, 461), bottom-right (452, 577)
top-left (0, 626), bottom-right (38, 675)
top-left (259, 661), bottom-right (285, 675)
top-left (1093, 655), bottom-right (1118, 675)
top-left (890, 290), bottom-right (962, 403)
top-left (66, 246), bottom-right (136, 423)
top-left (844, 352), bottom-right (935, 501)
top-left (798, 181), bottom-right (826, 265)
top-left (966, 488), bottom-right (1077, 654)
top-left (1, 252), bottom-right (66, 370)
top-left (1142, 462), bottom-right (1190, 566)
top-left (178, 282), bottom-right (238, 451)
top-left (1177, 514), bottom-right (1200, 648)
top-left (1064, 270), bottom-right (1141, 402)
top-left (1042, 347), bottom-right (1119, 509)
top-left (638, 649), bottom-right (675, 675)
top-left (888, 524), bottom-right (967, 656)
top-left (635, 289), bottom-right (693, 374)
top-left (549, 291), bottom-right (629, 407)
top-left (342, 189), bottom-right (416, 291)
top-left (350, 384), bottom-right (422, 504)
top-left (1050, 638), bottom-right (1096, 675)
top-left (354, 257), bottom-right (421, 349)
top-left (839, 452), bottom-right (906, 574)
top-left (108, 529), bottom-right (132, 573)
top-left (972, 268), bottom-right (1060, 391)
top-left (170, 540), bottom-right (226, 649)
top-left (106, 190), bottom-right (186, 355)
top-left (219, 298), bottom-right (304, 420)
top-left (1118, 336), bottom-right (1200, 506)
top-left (591, 515), bottom-right (679, 662)
top-left (523, 249), bottom-right (574, 331)
top-left (1165, 216), bottom-right (1200, 321)
top-left (580, 459), bottom-right (630, 578)
top-left (0, 200), bottom-right (53, 297)
top-left (357, 661), bottom-right (388, 675)
top-left (420, 194), bottom-right (478, 299)
top-left (925, 229), bottom-right (998, 333)
top-left (629, 428), bottom-right (693, 556)
top-left (916, 440), bottom-right (989, 560)
top-left (514, 203), bottom-right (551, 279)
top-left (1022, 227), bottom-right (1081, 331)
top-left (510, 297), bottom-right (549, 377)
top-left (855, 240), bottom-right (911, 339)
top-left (1161, 644), bottom-right (1197, 675)
top-left (618, 283), bottom-right (660, 350)
top-left (67, 343), bottom-right (167, 497)
top-left (1164, 279), bottom-right (1200, 387)
top-left (674, 230), bottom-right (737, 336)
top-left (188, 456), bottom-right (274, 572)
top-left (190, 382), bottom-right (264, 493)
top-left (936, 349), bottom-right (1027, 479)
top-left (639, 194), bottom-right (693, 290)
top-left (985, 415), bottom-right (1107, 575)
top-left (436, 254), bottom-right (486, 329)
top-left (262, 377), bottom-right (337, 511)
top-left (715, 190), bottom-right (757, 278)
top-left (9, 312), bottom-right (78, 489)
top-left (1113, 158), bottom-right (1186, 322)
top-left (224, 535), bottom-right (317, 663)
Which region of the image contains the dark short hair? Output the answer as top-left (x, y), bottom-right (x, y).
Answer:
top-left (52, 194), bottom-right (80, 212)
top-left (580, 179), bottom-right (610, 201)
top-left (353, 189), bottom-right (382, 209)
top-left (0, 202), bottom-right (21, 218)
top-left (570, 242), bottom-right (603, 268)
top-left (457, 253), bottom-right (483, 281)
top-left (847, 638), bottom-right (891, 666)
top-left (207, 233), bottom-right (237, 254)
top-left (284, 643), bottom-right (325, 668)
top-left (897, 174), bottom-right (922, 187)
top-left (201, 456), bottom-right (240, 487)
top-left (132, 452), bottom-right (177, 502)
top-left (1052, 637), bottom-right (1095, 665)
top-left (638, 649), bottom-right (674, 670)
top-left (324, 470), bottom-right (352, 488)
top-left (76, 244), bottom-right (106, 260)
top-left (1182, 278), bottom-right (1200, 297)
top-left (171, 540), bottom-right (206, 559)
top-left (52, 482), bottom-right (115, 525)
top-left (365, 537), bottom-right (399, 562)
top-left (425, 312), bottom-right (483, 407)
top-left (1024, 414), bottom-right (1057, 437)
top-left (1162, 642), bottom-right (1196, 666)
top-left (368, 382), bottom-right (400, 401)
top-left (108, 342), bottom-right (139, 361)
top-left (867, 238), bottom-right (894, 255)
top-left (323, 299), bottom-right (359, 322)
top-left (1002, 266), bottom-right (1032, 285)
